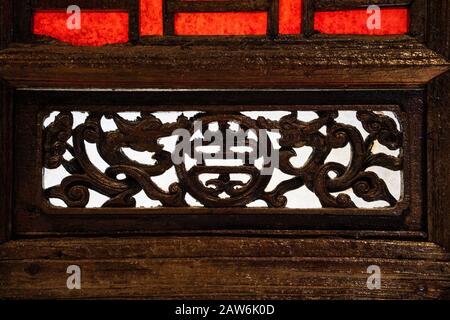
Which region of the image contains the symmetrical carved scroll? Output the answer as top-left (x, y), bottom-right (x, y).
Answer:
top-left (43, 110), bottom-right (403, 209)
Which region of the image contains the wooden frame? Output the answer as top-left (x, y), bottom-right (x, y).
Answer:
top-left (0, 0), bottom-right (450, 299)
top-left (11, 91), bottom-right (425, 237)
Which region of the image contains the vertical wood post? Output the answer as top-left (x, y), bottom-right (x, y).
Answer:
top-left (427, 0), bottom-right (450, 250)
top-left (0, 81), bottom-right (13, 243)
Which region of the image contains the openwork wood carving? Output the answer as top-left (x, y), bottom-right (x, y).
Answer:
top-left (42, 109), bottom-right (403, 209)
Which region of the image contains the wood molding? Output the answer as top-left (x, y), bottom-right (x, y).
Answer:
top-left (0, 39), bottom-right (448, 89)
top-left (2, 237), bottom-right (449, 261)
top-left (0, 81), bottom-right (13, 243)
top-left (0, 0), bottom-right (12, 49)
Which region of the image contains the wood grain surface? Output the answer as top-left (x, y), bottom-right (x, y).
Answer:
top-left (0, 0), bottom-right (449, 300)
top-left (1, 237), bottom-right (449, 299)
top-left (0, 38), bottom-right (448, 89)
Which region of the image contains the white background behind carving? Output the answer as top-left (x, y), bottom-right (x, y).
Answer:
top-left (43, 111), bottom-right (402, 208)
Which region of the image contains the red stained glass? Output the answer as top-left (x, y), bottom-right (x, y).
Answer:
top-left (32, 3), bottom-right (410, 45)
top-left (314, 8), bottom-right (409, 35)
top-left (174, 12), bottom-right (268, 35)
top-left (279, 0), bottom-right (302, 34)
top-left (140, 0), bottom-right (163, 36)
top-left (33, 11), bottom-right (129, 46)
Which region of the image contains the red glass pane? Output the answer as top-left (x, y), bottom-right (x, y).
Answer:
top-left (174, 12), bottom-right (268, 35)
top-left (140, 0), bottom-right (163, 36)
top-left (33, 11), bottom-right (129, 46)
top-left (314, 8), bottom-right (409, 35)
top-left (33, 3), bottom-right (409, 45)
top-left (279, 0), bottom-right (302, 34)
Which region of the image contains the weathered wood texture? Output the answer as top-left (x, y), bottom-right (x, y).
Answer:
top-left (0, 238), bottom-right (449, 299)
top-left (170, 0), bottom-right (272, 13)
top-left (0, 81), bottom-right (12, 243)
top-left (314, 0), bottom-right (413, 10)
top-left (31, 0), bottom-right (132, 9)
top-left (427, 0), bottom-right (450, 250)
top-left (0, 0), bottom-right (12, 49)
top-left (2, 237), bottom-right (449, 261)
top-left (12, 0), bottom-right (32, 43)
top-left (0, 39), bottom-right (448, 89)
top-left (410, 0), bottom-right (427, 41)
top-left (302, 0), bottom-right (314, 35)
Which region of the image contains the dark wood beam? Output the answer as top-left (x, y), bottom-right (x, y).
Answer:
top-left (172, 0), bottom-right (271, 12)
top-left (31, 0), bottom-right (130, 10)
top-left (427, 0), bottom-right (450, 250)
top-left (314, 0), bottom-right (413, 11)
top-left (0, 81), bottom-right (13, 243)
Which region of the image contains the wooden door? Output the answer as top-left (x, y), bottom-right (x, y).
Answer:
top-left (0, 0), bottom-right (449, 299)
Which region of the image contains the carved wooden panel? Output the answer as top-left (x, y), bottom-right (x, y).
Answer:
top-left (13, 89), bottom-right (425, 236)
top-left (2, 1), bottom-right (450, 301)
top-left (42, 109), bottom-right (403, 209)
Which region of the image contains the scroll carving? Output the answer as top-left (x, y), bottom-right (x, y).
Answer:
top-left (43, 110), bottom-right (403, 209)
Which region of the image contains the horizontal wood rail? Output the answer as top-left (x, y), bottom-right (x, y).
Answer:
top-left (1, 237), bottom-right (449, 299)
top-left (1, 0), bottom-right (449, 301)
top-left (0, 39), bottom-right (447, 89)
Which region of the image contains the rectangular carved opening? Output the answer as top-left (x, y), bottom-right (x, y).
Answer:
top-left (12, 90), bottom-right (425, 237)
top-left (42, 109), bottom-right (404, 210)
